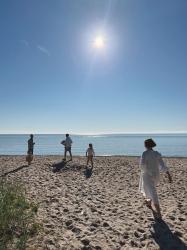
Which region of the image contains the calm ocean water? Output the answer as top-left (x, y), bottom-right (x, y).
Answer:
top-left (0, 134), bottom-right (187, 157)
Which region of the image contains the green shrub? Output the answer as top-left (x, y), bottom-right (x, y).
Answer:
top-left (0, 179), bottom-right (39, 250)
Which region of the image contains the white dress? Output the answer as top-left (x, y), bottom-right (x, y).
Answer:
top-left (139, 149), bottom-right (168, 204)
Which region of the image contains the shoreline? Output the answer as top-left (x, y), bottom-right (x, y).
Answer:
top-left (1, 154), bottom-right (187, 159)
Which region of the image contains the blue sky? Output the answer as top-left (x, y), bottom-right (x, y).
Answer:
top-left (0, 0), bottom-right (187, 134)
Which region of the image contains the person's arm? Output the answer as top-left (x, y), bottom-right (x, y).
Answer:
top-left (86, 149), bottom-right (88, 157)
top-left (158, 153), bottom-right (172, 183)
top-left (140, 152), bottom-right (145, 169)
top-left (93, 150), bottom-right (95, 157)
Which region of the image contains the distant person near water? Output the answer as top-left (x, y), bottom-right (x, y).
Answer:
top-left (26, 134), bottom-right (35, 165)
top-left (86, 143), bottom-right (95, 169)
top-left (61, 134), bottom-right (73, 161)
top-left (139, 138), bottom-right (172, 219)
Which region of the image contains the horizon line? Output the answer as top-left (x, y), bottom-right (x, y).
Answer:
top-left (0, 131), bottom-right (187, 135)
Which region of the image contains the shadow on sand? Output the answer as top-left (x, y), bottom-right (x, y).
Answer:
top-left (51, 160), bottom-right (84, 173)
top-left (51, 161), bottom-right (93, 178)
top-left (0, 165), bottom-right (29, 177)
top-left (52, 160), bottom-right (68, 173)
top-left (84, 167), bottom-right (93, 178)
top-left (151, 216), bottom-right (187, 250)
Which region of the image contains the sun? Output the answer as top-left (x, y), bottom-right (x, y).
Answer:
top-left (93, 36), bottom-right (105, 48)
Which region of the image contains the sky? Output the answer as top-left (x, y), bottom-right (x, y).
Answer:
top-left (0, 0), bottom-right (187, 134)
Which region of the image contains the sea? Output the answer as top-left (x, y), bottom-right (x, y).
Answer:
top-left (0, 134), bottom-right (187, 157)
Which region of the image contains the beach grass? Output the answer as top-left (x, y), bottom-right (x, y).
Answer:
top-left (0, 178), bottom-right (39, 250)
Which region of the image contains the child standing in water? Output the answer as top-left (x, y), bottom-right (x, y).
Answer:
top-left (86, 143), bottom-right (95, 169)
top-left (139, 139), bottom-right (172, 219)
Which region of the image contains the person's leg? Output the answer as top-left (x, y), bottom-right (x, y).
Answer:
top-left (27, 150), bottom-right (32, 165)
top-left (87, 156), bottom-right (92, 167)
top-left (64, 148), bottom-right (67, 160)
top-left (154, 203), bottom-right (162, 218)
top-left (91, 157), bottom-right (93, 168)
top-left (86, 157), bottom-right (89, 166)
top-left (150, 182), bottom-right (161, 218)
top-left (31, 154), bottom-right (33, 164)
top-left (69, 148), bottom-right (72, 161)
top-left (28, 154), bottom-right (33, 165)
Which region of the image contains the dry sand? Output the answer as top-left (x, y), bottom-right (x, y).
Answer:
top-left (0, 156), bottom-right (187, 250)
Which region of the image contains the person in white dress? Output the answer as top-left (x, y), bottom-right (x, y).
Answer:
top-left (86, 143), bottom-right (95, 168)
top-left (139, 138), bottom-right (172, 218)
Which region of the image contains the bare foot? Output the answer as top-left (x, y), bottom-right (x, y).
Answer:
top-left (144, 199), bottom-right (152, 209)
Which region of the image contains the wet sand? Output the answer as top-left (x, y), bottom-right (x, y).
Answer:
top-left (0, 156), bottom-right (187, 250)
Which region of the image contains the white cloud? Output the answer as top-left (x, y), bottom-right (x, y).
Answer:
top-left (37, 45), bottom-right (50, 56)
top-left (20, 39), bottom-right (29, 47)
top-left (19, 40), bottom-right (50, 56)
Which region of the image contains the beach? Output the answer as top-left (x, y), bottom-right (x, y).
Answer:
top-left (0, 156), bottom-right (187, 250)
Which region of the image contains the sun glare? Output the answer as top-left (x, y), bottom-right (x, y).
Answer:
top-left (93, 36), bottom-right (105, 48)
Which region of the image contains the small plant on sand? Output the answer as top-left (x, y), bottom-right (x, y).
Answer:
top-left (0, 178), bottom-right (39, 250)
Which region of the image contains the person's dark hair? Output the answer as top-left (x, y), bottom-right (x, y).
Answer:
top-left (66, 134), bottom-right (69, 137)
top-left (30, 134), bottom-right (33, 138)
top-left (89, 143), bottom-right (93, 148)
top-left (144, 138), bottom-right (156, 148)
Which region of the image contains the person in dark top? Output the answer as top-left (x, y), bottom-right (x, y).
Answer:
top-left (26, 134), bottom-right (35, 165)
top-left (28, 134), bottom-right (35, 154)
